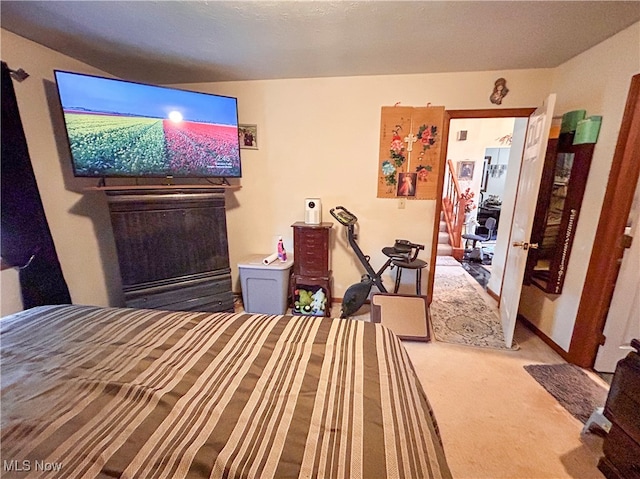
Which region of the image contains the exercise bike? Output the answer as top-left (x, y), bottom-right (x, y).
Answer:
top-left (330, 206), bottom-right (426, 318)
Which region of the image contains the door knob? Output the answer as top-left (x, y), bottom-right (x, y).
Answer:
top-left (512, 241), bottom-right (539, 250)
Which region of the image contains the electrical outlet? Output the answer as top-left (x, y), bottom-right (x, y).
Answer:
top-left (398, 198), bottom-right (406, 209)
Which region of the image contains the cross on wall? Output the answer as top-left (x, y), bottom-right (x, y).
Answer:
top-left (404, 132), bottom-right (417, 152)
top-left (404, 131), bottom-right (418, 169)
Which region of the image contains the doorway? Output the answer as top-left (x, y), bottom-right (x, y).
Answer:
top-left (445, 117), bottom-right (517, 296)
top-left (428, 108), bottom-right (535, 306)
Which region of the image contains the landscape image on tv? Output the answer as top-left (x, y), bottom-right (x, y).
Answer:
top-left (54, 71), bottom-right (241, 178)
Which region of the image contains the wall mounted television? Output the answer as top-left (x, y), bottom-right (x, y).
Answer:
top-left (53, 70), bottom-right (241, 179)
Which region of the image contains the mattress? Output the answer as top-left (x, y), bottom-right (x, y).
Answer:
top-left (1, 305), bottom-right (451, 479)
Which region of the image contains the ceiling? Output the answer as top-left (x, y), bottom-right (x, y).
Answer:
top-left (2, 1), bottom-right (639, 85)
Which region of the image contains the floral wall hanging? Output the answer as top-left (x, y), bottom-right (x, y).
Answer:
top-left (377, 105), bottom-right (445, 199)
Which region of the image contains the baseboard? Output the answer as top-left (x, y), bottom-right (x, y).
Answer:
top-left (518, 314), bottom-right (570, 361)
top-left (486, 286), bottom-right (500, 304)
top-left (332, 297), bottom-right (369, 305)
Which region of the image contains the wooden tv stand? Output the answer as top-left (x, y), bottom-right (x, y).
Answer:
top-left (105, 187), bottom-right (234, 313)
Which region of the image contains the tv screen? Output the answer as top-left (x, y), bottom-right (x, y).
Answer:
top-left (53, 70), bottom-right (241, 178)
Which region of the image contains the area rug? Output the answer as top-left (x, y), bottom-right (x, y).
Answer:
top-left (435, 255), bottom-right (461, 267)
top-left (431, 262), bottom-right (518, 350)
top-left (524, 363), bottom-right (609, 423)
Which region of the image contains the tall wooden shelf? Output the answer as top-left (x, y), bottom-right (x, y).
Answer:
top-left (105, 188), bottom-right (234, 312)
top-left (291, 222), bottom-right (333, 317)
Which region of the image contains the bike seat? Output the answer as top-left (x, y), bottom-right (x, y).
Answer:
top-left (382, 246), bottom-right (410, 259)
top-left (391, 258), bottom-right (428, 270)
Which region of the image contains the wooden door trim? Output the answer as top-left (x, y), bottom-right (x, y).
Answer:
top-left (569, 74), bottom-right (640, 367)
top-left (428, 107), bottom-right (536, 302)
top-left (445, 108), bottom-right (536, 119)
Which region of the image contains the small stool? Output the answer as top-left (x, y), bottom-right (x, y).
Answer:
top-left (582, 407), bottom-right (611, 435)
top-left (391, 258), bottom-right (428, 295)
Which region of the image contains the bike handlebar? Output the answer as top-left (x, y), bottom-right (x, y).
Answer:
top-left (330, 206), bottom-right (358, 226)
top-left (395, 239), bottom-right (425, 251)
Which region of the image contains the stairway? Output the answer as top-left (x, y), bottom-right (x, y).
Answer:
top-left (437, 213), bottom-right (453, 256)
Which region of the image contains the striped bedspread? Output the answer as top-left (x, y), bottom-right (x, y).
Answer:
top-left (1, 305), bottom-right (451, 479)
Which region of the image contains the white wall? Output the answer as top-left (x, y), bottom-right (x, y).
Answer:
top-left (1, 268), bottom-right (22, 316)
top-left (519, 22), bottom-right (640, 351)
top-left (179, 73), bottom-right (551, 298)
top-left (446, 118), bottom-right (515, 220)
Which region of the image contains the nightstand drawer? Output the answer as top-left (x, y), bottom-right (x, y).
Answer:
top-left (605, 351), bottom-right (640, 444)
top-left (298, 259), bottom-right (328, 277)
top-left (602, 424), bottom-right (640, 479)
top-left (292, 222), bottom-right (332, 277)
top-left (297, 228), bottom-right (327, 241)
top-left (125, 270), bottom-right (233, 313)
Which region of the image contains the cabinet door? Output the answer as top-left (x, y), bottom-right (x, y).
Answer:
top-left (108, 191), bottom-right (229, 287)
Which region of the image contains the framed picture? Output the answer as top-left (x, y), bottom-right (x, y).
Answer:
top-left (239, 124), bottom-right (258, 149)
top-left (397, 172), bottom-right (417, 197)
top-left (457, 160), bottom-right (475, 181)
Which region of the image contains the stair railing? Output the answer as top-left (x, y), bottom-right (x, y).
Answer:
top-left (441, 159), bottom-right (469, 259)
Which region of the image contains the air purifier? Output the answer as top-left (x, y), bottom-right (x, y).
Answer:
top-left (304, 198), bottom-right (321, 224)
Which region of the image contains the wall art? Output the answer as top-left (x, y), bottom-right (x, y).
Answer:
top-left (377, 105), bottom-right (445, 199)
top-left (239, 124), bottom-right (258, 149)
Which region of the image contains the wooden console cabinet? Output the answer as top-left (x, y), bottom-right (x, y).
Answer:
top-left (291, 222), bottom-right (333, 316)
top-left (106, 188), bottom-right (234, 313)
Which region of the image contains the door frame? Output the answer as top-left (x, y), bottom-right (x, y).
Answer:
top-left (428, 107), bottom-right (535, 302)
top-left (569, 74), bottom-right (640, 368)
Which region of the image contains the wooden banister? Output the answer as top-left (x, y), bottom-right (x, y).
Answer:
top-left (441, 159), bottom-right (469, 259)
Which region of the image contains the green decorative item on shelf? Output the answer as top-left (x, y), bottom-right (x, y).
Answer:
top-left (560, 110), bottom-right (586, 133)
top-left (574, 116), bottom-right (602, 145)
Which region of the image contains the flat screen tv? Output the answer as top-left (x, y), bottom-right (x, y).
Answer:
top-left (54, 70), bottom-right (241, 179)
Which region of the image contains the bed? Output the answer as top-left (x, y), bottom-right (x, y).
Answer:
top-left (1, 305), bottom-right (451, 479)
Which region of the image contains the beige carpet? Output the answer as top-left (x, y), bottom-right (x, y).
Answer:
top-left (403, 324), bottom-right (608, 479)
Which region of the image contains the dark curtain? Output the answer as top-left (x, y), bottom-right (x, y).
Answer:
top-left (1, 61), bottom-right (71, 308)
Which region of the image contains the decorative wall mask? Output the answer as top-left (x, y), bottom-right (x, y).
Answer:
top-left (490, 78), bottom-right (509, 105)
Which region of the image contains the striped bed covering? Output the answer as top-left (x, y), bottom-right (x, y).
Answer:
top-left (1, 305), bottom-right (451, 479)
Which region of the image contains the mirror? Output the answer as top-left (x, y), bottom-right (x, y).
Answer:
top-left (526, 129), bottom-right (596, 294)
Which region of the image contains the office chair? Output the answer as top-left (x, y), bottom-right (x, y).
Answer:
top-left (462, 217), bottom-right (497, 262)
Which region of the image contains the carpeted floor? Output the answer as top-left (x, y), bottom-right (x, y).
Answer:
top-left (432, 256), bottom-right (518, 350)
top-left (524, 363), bottom-right (609, 423)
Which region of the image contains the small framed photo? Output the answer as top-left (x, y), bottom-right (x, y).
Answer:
top-left (397, 172), bottom-right (417, 197)
top-left (239, 124), bottom-right (258, 149)
top-left (457, 160), bottom-right (475, 181)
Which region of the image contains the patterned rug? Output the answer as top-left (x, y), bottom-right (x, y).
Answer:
top-left (524, 363), bottom-right (609, 423)
top-left (435, 255), bottom-right (461, 267)
top-left (431, 257), bottom-right (518, 350)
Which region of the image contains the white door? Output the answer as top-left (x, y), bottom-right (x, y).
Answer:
top-left (595, 175), bottom-right (640, 372)
top-left (499, 95), bottom-right (556, 348)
